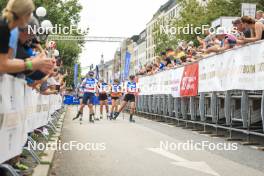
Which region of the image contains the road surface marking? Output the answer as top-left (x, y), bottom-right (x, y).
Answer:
top-left (147, 147), bottom-right (220, 176)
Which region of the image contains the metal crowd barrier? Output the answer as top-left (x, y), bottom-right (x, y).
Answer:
top-left (0, 74), bottom-right (64, 175)
top-left (136, 91), bottom-right (264, 137)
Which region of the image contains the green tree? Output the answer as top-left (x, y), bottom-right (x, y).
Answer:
top-left (0, 0), bottom-right (84, 87)
top-left (154, 0), bottom-right (264, 52)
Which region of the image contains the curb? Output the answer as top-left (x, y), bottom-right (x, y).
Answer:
top-left (32, 110), bottom-right (66, 176)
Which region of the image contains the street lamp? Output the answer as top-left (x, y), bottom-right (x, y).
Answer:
top-left (36, 7), bottom-right (47, 17)
top-left (35, 7), bottom-right (53, 41)
top-left (54, 49), bottom-right (60, 57)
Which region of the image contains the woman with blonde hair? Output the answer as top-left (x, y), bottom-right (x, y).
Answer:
top-left (0, 0), bottom-right (54, 74)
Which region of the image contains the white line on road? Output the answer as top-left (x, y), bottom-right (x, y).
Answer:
top-left (147, 147), bottom-right (220, 176)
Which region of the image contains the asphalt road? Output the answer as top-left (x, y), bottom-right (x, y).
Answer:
top-left (50, 106), bottom-right (264, 176)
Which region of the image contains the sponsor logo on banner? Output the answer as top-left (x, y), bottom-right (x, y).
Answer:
top-left (180, 63), bottom-right (199, 97)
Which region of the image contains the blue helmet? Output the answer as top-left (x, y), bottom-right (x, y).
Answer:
top-left (87, 71), bottom-right (94, 77)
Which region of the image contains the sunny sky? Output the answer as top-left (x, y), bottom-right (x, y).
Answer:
top-left (78, 0), bottom-right (168, 74)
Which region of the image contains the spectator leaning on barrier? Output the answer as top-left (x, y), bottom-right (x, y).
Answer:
top-left (256, 10), bottom-right (264, 24)
top-left (0, 0), bottom-right (54, 74)
top-left (205, 27), bottom-right (237, 53)
top-left (239, 16), bottom-right (264, 44)
top-left (232, 18), bottom-right (251, 39)
top-left (156, 56), bottom-right (166, 71)
top-left (174, 46), bottom-right (186, 64)
top-left (164, 48), bottom-right (174, 68)
top-left (152, 63), bottom-right (159, 74)
top-left (14, 16), bottom-right (47, 79)
top-left (146, 64), bottom-right (153, 75)
top-left (197, 28), bottom-right (216, 49)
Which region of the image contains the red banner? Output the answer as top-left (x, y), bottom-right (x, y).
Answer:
top-left (180, 63), bottom-right (199, 97)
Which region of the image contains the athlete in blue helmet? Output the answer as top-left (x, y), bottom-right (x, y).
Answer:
top-left (113, 75), bottom-right (138, 122)
top-left (73, 71), bottom-right (98, 123)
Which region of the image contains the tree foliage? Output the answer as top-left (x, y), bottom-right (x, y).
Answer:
top-left (154, 0), bottom-right (264, 54)
top-left (0, 0), bottom-right (84, 87)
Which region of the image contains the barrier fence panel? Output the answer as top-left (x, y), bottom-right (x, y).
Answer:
top-left (0, 74), bottom-right (63, 164)
top-left (168, 95), bottom-right (174, 117)
top-left (224, 91), bottom-right (231, 125)
top-left (174, 97), bottom-right (181, 119)
top-left (180, 97), bottom-right (188, 120)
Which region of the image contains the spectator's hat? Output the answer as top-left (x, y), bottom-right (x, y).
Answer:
top-left (215, 27), bottom-right (226, 36)
top-left (188, 41), bottom-right (194, 46)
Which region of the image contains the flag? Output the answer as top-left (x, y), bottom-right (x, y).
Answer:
top-left (74, 64), bottom-right (78, 88)
top-left (124, 51), bottom-right (131, 81)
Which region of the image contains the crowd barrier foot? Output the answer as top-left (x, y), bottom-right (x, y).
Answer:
top-left (23, 147), bottom-right (41, 164)
top-left (191, 129), bottom-right (203, 132)
top-left (182, 122), bottom-right (194, 129)
top-left (198, 131), bottom-right (213, 134)
top-left (28, 136), bottom-right (36, 144)
top-left (45, 124), bottom-right (56, 134)
top-left (255, 147), bottom-right (264, 151)
top-left (49, 121), bottom-right (58, 132)
top-left (0, 164), bottom-right (20, 176)
top-left (210, 134), bottom-right (225, 137)
top-left (225, 138), bottom-right (243, 142)
top-left (240, 141), bottom-right (260, 146)
top-left (175, 124), bottom-right (185, 127)
top-left (167, 123), bottom-right (176, 126)
top-left (34, 129), bottom-right (49, 141)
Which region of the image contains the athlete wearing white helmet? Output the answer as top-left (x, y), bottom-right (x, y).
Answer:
top-left (113, 75), bottom-right (139, 122)
top-left (73, 71), bottom-right (98, 123)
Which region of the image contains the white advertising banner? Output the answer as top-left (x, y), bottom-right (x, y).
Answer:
top-left (0, 75), bottom-right (25, 163)
top-left (199, 41), bottom-right (264, 92)
top-left (138, 67), bottom-right (184, 97)
top-left (0, 74), bottom-right (62, 164)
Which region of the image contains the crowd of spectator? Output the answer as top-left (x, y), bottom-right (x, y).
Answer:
top-left (0, 0), bottom-right (67, 96)
top-left (137, 11), bottom-right (264, 76)
top-left (0, 0), bottom-right (68, 173)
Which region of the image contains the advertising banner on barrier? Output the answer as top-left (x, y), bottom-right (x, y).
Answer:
top-left (180, 63), bottom-right (199, 97)
top-left (0, 75), bottom-right (25, 163)
top-left (139, 41), bottom-right (264, 95)
top-left (0, 74), bottom-right (63, 164)
top-left (138, 67), bottom-right (187, 97)
top-left (199, 41), bottom-right (264, 92)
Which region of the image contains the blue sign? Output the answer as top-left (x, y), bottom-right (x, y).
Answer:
top-left (124, 51), bottom-right (131, 80)
top-left (74, 64), bottom-right (78, 88)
